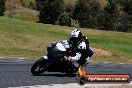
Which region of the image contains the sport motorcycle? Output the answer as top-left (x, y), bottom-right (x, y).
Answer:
top-left (31, 42), bottom-right (94, 76)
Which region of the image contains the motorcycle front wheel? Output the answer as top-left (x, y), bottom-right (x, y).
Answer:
top-left (31, 57), bottom-right (50, 76)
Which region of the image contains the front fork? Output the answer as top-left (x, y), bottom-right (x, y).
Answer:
top-left (71, 57), bottom-right (90, 73)
top-left (81, 57), bottom-right (89, 67)
top-left (73, 57), bottom-right (90, 68)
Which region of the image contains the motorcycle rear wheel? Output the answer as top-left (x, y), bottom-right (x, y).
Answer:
top-left (31, 57), bottom-right (49, 76)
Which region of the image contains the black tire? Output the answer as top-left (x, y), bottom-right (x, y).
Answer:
top-left (31, 57), bottom-right (49, 76)
top-left (79, 76), bottom-right (86, 85)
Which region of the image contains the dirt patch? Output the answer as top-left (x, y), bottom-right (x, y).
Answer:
top-left (91, 47), bottom-right (112, 56)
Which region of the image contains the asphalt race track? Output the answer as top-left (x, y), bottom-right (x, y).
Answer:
top-left (0, 58), bottom-right (132, 88)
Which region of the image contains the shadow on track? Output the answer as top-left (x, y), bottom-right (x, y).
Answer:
top-left (33, 73), bottom-right (77, 77)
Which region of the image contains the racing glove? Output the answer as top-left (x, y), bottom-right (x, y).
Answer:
top-left (64, 53), bottom-right (81, 62)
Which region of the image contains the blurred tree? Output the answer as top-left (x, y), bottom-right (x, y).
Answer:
top-left (72, 0), bottom-right (100, 28)
top-left (0, 0), bottom-right (6, 16)
top-left (120, 0), bottom-right (132, 32)
top-left (7, 0), bottom-right (15, 18)
top-left (35, 0), bottom-right (44, 11)
top-left (59, 12), bottom-right (71, 26)
top-left (97, 0), bottom-right (116, 30)
top-left (97, 0), bottom-right (132, 32)
top-left (28, 1), bottom-right (35, 9)
top-left (36, 0), bottom-right (64, 24)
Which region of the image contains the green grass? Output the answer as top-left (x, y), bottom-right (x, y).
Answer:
top-left (81, 29), bottom-right (132, 63)
top-left (90, 34), bottom-right (132, 56)
top-left (0, 17), bottom-right (69, 59)
top-left (14, 12), bottom-right (39, 22)
top-left (0, 17), bottom-right (132, 63)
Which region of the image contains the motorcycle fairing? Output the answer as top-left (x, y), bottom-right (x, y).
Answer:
top-left (43, 56), bottom-right (48, 60)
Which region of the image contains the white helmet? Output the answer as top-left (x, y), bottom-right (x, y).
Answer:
top-left (71, 29), bottom-right (81, 37)
top-left (70, 29), bottom-right (82, 44)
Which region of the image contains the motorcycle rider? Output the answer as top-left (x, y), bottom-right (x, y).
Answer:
top-left (59, 28), bottom-right (93, 72)
top-left (31, 28), bottom-right (93, 75)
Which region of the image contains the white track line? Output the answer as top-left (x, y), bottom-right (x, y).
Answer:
top-left (8, 81), bottom-right (132, 88)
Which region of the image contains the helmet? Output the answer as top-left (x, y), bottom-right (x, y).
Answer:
top-left (69, 29), bottom-right (82, 44)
